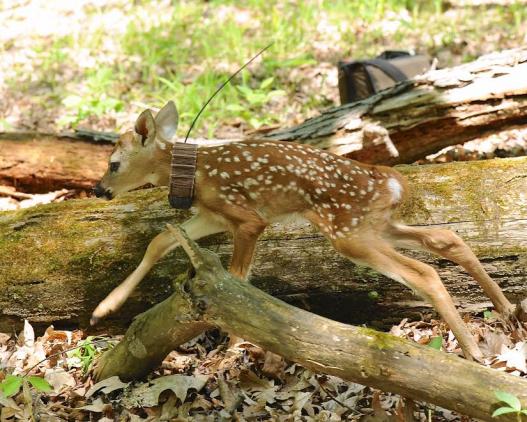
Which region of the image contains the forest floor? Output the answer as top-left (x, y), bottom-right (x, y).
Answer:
top-left (1, 1), bottom-right (527, 420)
top-left (1, 0), bottom-right (527, 139)
top-left (1, 316), bottom-right (526, 421)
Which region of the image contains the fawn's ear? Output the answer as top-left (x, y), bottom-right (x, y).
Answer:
top-left (135, 109), bottom-right (156, 146)
top-left (155, 101), bottom-right (179, 141)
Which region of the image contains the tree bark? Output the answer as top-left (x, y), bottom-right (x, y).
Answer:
top-left (0, 132), bottom-right (230, 193)
top-left (0, 156), bottom-right (526, 333)
top-left (2, 49), bottom-right (527, 192)
top-left (260, 47), bottom-right (527, 164)
top-left (0, 132), bottom-right (113, 193)
top-left (94, 225), bottom-right (527, 422)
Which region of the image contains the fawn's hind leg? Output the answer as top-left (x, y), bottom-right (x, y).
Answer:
top-left (332, 235), bottom-right (484, 361)
top-left (386, 223), bottom-right (517, 320)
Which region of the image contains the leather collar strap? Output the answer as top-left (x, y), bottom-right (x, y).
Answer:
top-left (168, 142), bottom-right (198, 209)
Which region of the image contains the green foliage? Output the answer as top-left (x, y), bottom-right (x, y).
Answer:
top-left (27, 376), bottom-right (53, 393)
top-left (0, 375), bottom-right (23, 397)
top-left (0, 374), bottom-right (52, 398)
top-left (484, 310), bottom-right (498, 321)
top-left (493, 391), bottom-right (527, 420)
top-left (427, 336), bottom-right (443, 351)
top-left (67, 336), bottom-right (102, 374)
top-left (227, 77), bottom-right (285, 128)
top-left (59, 67), bottom-right (124, 128)
top-left (6, 0), bottom-right (527, 134)
top-left (367, 291), bottom-right (380, 301)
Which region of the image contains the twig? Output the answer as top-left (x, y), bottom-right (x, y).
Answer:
top-left (0, 186), bottom-right (32, 200)
top-left (22, 337), bottom-right (112, 377)
top-left (314, 375), bottom-right (361, 415)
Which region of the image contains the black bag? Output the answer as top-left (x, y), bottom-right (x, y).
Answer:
top-left (337, 50), bottom-right (431, 104)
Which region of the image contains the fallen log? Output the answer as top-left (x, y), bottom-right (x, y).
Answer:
top-left (0, 132), bottom-right (228, 193)
top-left (2, 48), bottom-right (527, 191)
top-left (94, 225), bottom-right (527, 422)
top-left (0, 156), bottom-right (525, 333)
top-left (0, 133), bottom-right (113, 193)
top-left (261, 47), bottom-right (527, 164)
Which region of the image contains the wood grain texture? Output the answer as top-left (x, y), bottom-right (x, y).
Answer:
top-left (0, 134), bottom-right (113, 192)
top-left (261, 48), bottom-right (527, 164)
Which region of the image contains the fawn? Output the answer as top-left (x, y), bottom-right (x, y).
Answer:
top-left (93, 101), bottom-right (518, 361)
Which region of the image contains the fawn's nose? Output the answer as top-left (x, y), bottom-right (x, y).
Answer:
top-left (94, 183), bottom-right (113, 199)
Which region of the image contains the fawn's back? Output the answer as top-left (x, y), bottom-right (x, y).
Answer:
top-left (195, 140), bottom-right (408, 239)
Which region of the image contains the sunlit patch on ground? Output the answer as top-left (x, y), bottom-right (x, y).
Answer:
top-left (1, 0), bottom-right (526, 137)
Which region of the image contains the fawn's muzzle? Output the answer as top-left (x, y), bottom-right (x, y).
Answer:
top-left (94, 183), bottom-right (113, 200)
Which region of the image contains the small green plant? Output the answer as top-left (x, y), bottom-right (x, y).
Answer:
top-left (0, 374), bottom-right (52, 398)
top-left (0, 119), bottom-right (13, 131)
top-left (226, 76), bottom-right (285, 128)
top-left (59, 94), bottom-right (123, 128)
top-left (66, 336), bottom-right (102, 374)
top-left (0, 337), bottom-right (110, 401)
top-left (427, 336), bottom-right (443, 351)
top-left (493, 391), bottom-right (527, 420)
top-left (484, 310), bottom-right (498, 321)
top-left (367, 290), bottom-right (380, 301)
top-left (59, 66), bottom-right (124, 128)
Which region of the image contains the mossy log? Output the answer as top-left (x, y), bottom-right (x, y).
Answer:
top-left (94, 225), bottom-right (527, 422)
top-left (2, 49), bottom-right (527, 192)
top-left (0, 157), bottom-right (526, 333)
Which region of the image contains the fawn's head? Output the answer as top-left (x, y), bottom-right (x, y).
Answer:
top-left (94, 101), bottom-right (179, 199)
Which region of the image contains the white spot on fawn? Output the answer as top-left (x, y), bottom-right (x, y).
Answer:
top-left (388, 178), bottom-right (403, 203)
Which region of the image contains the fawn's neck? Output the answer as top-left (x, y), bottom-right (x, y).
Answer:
top-left (152, 142), bottom-right (174, 186)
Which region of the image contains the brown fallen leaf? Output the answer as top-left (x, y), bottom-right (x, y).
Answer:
top-left (85, 376), bottom-right (129, 398)
top-left (44, 368), bottom-right (76, 392)
top-left (261, 351), bottom-right (285, 380)
top-left (0, 333), bottom-right (11, 346)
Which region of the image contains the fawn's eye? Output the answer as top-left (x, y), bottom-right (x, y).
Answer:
top-left (110, 162), bottom-right (120, 173)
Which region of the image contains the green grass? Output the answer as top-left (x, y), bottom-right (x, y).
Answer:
top-left (5, 0), bottom-right (527, 135)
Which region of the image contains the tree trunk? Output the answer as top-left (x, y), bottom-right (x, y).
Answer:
top-left (94, 225), bottom-right (527, 422)
top-left (0, 156), bottom-right (525, 333)
top-left (2, 49), bottom-right (527, 191)
top-left (260, 47), bottom-right (527, 164)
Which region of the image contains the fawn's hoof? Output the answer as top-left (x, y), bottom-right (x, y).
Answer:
top-left (90, 303), bottom-right (113, 326)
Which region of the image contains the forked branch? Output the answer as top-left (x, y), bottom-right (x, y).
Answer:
top-left (166, 223), bottom-right (204, 270)
top-left (94, 224), bottom-right (527, 422)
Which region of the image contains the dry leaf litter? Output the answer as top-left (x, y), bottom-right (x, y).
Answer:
top-left (1, 315), bottom-right (525, 421)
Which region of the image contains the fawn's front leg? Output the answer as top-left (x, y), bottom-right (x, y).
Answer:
top-left (91, 214), bottom-right (226, 324)
top-left (225, 219), bottom-right (267, 347)
top-left (229, 221), bottom-right (267, 280)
